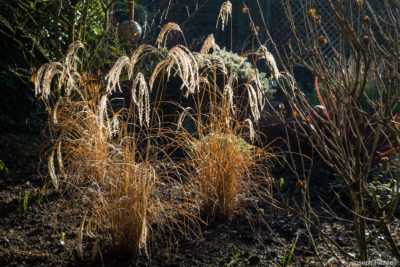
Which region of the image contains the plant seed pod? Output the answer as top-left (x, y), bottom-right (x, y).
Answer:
top-left (381, 157), bottom-right (389, 163)
top-left (296, 179), bottom-right (307, 190)
top-left (362, 16), bottom-right (370, 27)
top-left (242, 7), bottom-right (248, 14)
top-left (288, 57), bottom-right (295, 66)
top-left (257, 208), bottom-right (264, 215)
top-left (249, 22), bottom-right (254, 31)
top-left (362, 36), bottom-right (369, 46)
top-left (318, 36), bottom-right (327, 45)
top-left (278, 103), bottom-right (285, 110)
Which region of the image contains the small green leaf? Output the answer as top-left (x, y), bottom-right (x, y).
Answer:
top-left (280, 178), bottom-right (285, 189)
top-left (0, 160), bottom-right (6, 171)
top-left (23, 190), bottom-right (30, 210)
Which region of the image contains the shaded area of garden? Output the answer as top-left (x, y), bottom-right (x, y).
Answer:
top-left (1, 0), bottom-right (400, 266)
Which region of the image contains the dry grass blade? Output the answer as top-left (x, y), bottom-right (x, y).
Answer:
top-left (48, 149), bottom-right (59, 190)
top-left (216, 1), bottom-right (232, 31)
top-left (101, 160), bottom-right (157, 255)
top-left (177, 107), bottom-right (192, 131)
top-left (156, 22), bottom-right (185, 47)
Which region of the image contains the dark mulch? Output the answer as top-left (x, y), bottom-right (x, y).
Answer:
top-left (0, 133), bottom-right (398, 266)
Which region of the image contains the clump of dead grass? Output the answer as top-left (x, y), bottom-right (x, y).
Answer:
top-left (35, 42), bottom-right (195, 257)
top-left (170, 75), bottom-right (274, 223)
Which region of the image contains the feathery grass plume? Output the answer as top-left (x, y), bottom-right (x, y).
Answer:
top-left (149, 45), bottom-right (199, 98)
top-left (245, 118), bottom-right (255, 143)
top-left (131, 73), bottom-right (150, 127)
top-left (34, 63), bottom-right (49, 98)
top-left (98, 95), bottom-right (110, 131)
top-left (200, 34), bottom-right (220, 54)
top-left (244, 83), bottom-right (260, 121)
top-left (249, 73), bottom-right (266, 111)
top-left (52, 99), bottom-right (61, 124)
top-left (194, 53), bottom-right (228, 77)
top-left (258, 45), bottom-right (280, 79)
top-left (48, 149), bottom-right (59, 190)
top-left (156, 22), bottom-right (185, 47)
top-left (64, 41), bottom-right (84, 68)
top-left (58, 41), bottom-right (85, 96)
top-left (111, 115), bottom-right (121, 137)
top-left (35, 62), bottom-right (63, 100)
top-left (105, 56), bottom-right (130, 94)
top-left (35, 42), bottom-right (85, 100)
top-left (56, 141), bottom-right (64, 174)
top-left (216, 1), bottom-right (232, 31)
top-left (223, 72), bottom-right (237, 114)
top-left (128, 44), bottom-right (161, 78)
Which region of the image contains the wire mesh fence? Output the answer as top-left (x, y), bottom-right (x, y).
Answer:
top-left (269, 0), bottom-right (388, 64)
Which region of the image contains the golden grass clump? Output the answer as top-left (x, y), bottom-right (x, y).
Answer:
top-left (45, 82), bottom-right (164, 256)
top-left (35, 42), bottom-right (189, 256)
top-left (89, 140), bottom-right (158, 255)
top-left (179, 111), bottom-right (273, 223)
top-left (172, 74), bottom-right (273, 223)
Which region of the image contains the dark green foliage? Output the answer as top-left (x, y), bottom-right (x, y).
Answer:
top-left (0, 0), bottom-right (124, 133)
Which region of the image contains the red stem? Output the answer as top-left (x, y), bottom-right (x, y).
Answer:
top-left (315, 75), bottom-right (329, 118)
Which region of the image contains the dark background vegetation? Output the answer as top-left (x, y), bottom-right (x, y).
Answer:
top-left (0, 0), bottom-right (278, 136)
